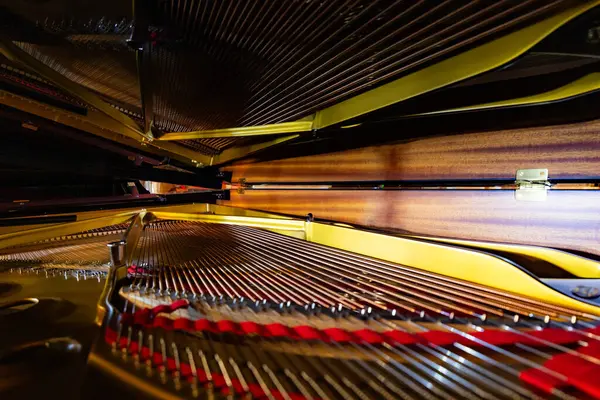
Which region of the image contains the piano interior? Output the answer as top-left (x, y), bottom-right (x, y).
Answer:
top-left (1, 1), bottom-right (600, 399)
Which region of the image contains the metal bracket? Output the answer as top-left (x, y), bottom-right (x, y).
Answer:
top-left (97, 211), bottom-right (148, 324)
top-left (515, 168), bottom-right (551, 201)
top-left (237, 178), bottom-right (247, 194)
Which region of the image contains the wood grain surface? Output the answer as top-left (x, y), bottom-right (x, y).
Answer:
top-left (225, 119), bottom-right (600, 182)
top-left (221, 190), bottom-right (600, 256)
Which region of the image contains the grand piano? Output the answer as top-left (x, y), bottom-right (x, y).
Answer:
top-left (1, 1), bottom-right (600, 399)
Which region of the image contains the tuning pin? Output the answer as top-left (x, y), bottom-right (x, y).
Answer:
top-left (278, 300), bottom-right (293, 313)
top-left (262, 299), bottom-right (271, 311)
top-left (360, 306), bottom-right (373, 319)
top-left (309, 302), bottom-right (320, 316)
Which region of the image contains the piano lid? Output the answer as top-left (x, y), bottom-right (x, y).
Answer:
top-left (0, 1), bottom-right (599, 168)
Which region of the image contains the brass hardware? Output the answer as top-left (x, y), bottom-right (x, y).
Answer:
top-left (107, 241), bottom-right (126, 269)
top-left (515, 168), bottom-right (551, 202)
top-left (96, 212), bottom-right (149, 324)
top-left (237, 178), bottom-right (247, 194)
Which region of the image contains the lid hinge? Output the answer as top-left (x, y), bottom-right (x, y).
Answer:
top-left (515, 168), bottom-right (551, 201)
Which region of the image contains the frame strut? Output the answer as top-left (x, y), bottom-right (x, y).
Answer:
top-left (159, 121), bottom-right (313, 141)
